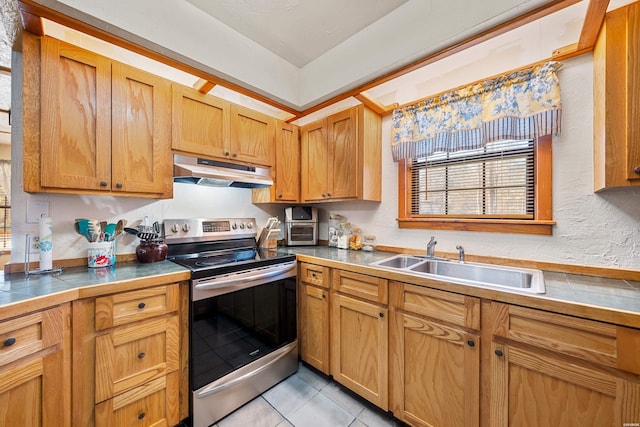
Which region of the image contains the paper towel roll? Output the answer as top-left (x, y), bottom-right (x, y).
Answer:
top-left (39, 217), bottom-right (53, 271)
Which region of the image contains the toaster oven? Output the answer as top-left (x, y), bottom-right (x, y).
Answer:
top-left (284, 207), bottom-right (318, 246)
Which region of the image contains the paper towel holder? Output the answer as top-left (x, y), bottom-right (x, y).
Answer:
top-left (24, 234), bottom-right (62, 276)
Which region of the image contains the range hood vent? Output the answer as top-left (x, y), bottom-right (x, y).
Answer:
top-left (173, 154), bottom-right (273, 188)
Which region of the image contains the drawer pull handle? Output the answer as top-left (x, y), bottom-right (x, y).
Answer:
top-left (3, 337), bottom-right (16, 347)
top-left (467, 340), bottom-right (475, 347)
top-left (495, 349), bottom-right (504, 357)
top-left (138, 302), bottom-right (146, 309)
top-left (138, 352), bottom-right (146, 359)
top-left (137, 412), bottom-right (146, 420)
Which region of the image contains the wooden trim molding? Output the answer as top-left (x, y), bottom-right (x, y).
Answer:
top-left (577, 0), bottom-right (610, 50)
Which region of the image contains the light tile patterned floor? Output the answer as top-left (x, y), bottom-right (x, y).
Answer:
top-left (213, 362), bottom-right (401, 427)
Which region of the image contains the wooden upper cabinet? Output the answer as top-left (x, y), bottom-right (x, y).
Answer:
top-left (111, 63), bottom-right (172, 195)
top-left (301, 105), bottom-right (381, 203)
top-left (171, 84), bottom-right (230, 159)
top-left (40, 37), bottom-right (112, 191)
top-left (594, 2), bottom-right (640, 190)
top-left (301, 119), bottom-right (328, 201)
top-left (35, 36), bottom-right (172, 198)
top-left (172, 85), bottom-right (274, 167)
top-left (230, 104), bottom-right (275, 166)
top-left (252, 120), bottom-right (300, 203)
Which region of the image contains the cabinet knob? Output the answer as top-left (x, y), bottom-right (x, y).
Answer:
top-left (138, 352), bottom-right (146, 359)
top-left (137, 412), bottom-right (146, 420)
top-left (322, 193), bottom-right (326, 198)
top-left (379, 312), bottom-right (384, 318)
top-left (224, 151), bottom-right (230, 156)
top-left (277, 194), bottom-right (283, 199)
top-left (467, 340), bottom-right (475, 347)
top-left (327, 193), bottom-right (331, 197)
top-left (138, 302), bottom-right (146, 309)
top-left (322, 293), bottom-right (326, 299)
top-left (115, 182), bottom-right (123, 189)
top-left (99, 181), bottom-right (108, 187)
top-left (3, 337), bottom-right (16, 347)
top-left (232, 153), bottom-right (237, 157)
top-left (495, 349), bottom-right (504, 357)
top-left (634, 166), bottom-right (640, 174)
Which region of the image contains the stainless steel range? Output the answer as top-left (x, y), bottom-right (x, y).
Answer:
top-left (164, 218), bottom-right (298, 427)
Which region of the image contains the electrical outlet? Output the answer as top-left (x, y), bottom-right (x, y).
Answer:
top-left (27, 234), bottom-right (40, 254)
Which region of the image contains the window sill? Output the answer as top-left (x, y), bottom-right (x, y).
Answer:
top-left (397, 218), bottom-right (555, 235)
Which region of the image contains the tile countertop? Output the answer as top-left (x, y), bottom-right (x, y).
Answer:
top-left (0, 260), bottom-right (190, 319)
top-left (284, 246), bottom-right (640, 329)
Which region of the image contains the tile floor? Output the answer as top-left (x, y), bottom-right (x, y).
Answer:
top-left (213, 362), bottom-right (402, 427)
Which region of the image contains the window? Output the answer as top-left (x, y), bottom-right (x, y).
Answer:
top-left (0, 184), bottom-right (10, 251)
top-left (398, 135), bottom-right (554, 235)
top-left (412, 139), bottom-right (534, 218)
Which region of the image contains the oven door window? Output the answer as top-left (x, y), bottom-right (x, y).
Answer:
top-left (190, 277), bottom-right (297, 391)
top-left (290, 225), bottom-right (314, 241)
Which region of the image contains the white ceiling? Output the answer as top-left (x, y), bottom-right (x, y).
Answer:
top-left (185, 0), bottom-right (410, 68)
top-left (28, 0), bottom-right (562, 110)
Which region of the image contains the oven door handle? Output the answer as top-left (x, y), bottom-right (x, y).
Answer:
top-left (195, 341), bottom-right (297, 399)
top-left (194, 262), bottom-right (296, 290)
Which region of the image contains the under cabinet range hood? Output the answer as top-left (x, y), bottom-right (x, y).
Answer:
top-left (173, 154), bottom-right (273, 188)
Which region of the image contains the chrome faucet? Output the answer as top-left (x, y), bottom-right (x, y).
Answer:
top-left (426, 236), bottom-right (437, 257)
top-left (456, 245), bottom-right (465, 263)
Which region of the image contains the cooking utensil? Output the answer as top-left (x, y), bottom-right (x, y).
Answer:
top-left (124, 227), bottom-right (140, 235)
top-left (137, 231), bottom-right (159, 241)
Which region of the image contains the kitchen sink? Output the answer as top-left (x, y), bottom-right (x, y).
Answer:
top-left (369, 254), bottom-right (545, 294)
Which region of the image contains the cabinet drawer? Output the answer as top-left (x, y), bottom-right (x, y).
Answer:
top-left (95, 284), bottom-right (179, 330)
top-left (300, 263), bottom-right (330, 288)
top-left (0, 306), bottom-right (64, 366)
top-left (333, 269), bottom-right (388, 304)
top-left (492, 303), bottom-right (640, 374)
top-left (390, 282), bottom-right (480, 330)
top-left (95, 371), bottom-right (179, 427)
top-left (95, 315), bottom-right (179, 403)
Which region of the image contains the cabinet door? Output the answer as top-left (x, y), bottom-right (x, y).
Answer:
top-left (230, 104), bottom-right (274, 166)
top-left (171, 85), bottom-right (231, 159)
top-left (273, 121), bottom-right (300, 202)
top-left (390, 310), bottom-right (479, 427)
top-left (300, 284), bottom-right (330, 374)
top-left (327, 108), bottom-right (358, 199)
top-left (0, 351), bottom-right (67, 427)
top-left (331, 293), bottom-right (388, 410)
top-left (111, 62), bottom-right (172, 196)
top-left (301, 119), bottom-right (328, 201)
top-left (490, 342), bottom-right (640, 426)
top-left (40, 37), bottom-right (112, 191)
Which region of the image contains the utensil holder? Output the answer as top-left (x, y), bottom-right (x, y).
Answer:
top-left (88, 241), bottom-right (115, 268)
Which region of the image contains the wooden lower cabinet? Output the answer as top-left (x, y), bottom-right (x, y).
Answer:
top-left (0, 304), bottom-right (71, 427)
top-left (389, 282), bottom-right (480, 427)
top-left (331, 292), bottom-right (388, 410)
top-left (487, 301), bottom-right (640, 427)
top-left (299, 283), bottom-right (330, 374)
top-left (297, 262), bottom-right (640, 427)
top-left (73, 283), bottom-right (184, 426)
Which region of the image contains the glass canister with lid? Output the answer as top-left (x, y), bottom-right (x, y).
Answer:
top-left (362, 235), bottom-right (377, 252)
top-left (336, 222), bottom-right (351, 249)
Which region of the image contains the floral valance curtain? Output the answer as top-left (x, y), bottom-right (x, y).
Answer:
top-left (390, 61), bottom-right (562, 161)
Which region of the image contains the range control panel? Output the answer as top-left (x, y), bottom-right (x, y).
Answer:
top-left (163, 218), bottom-right (257, 244)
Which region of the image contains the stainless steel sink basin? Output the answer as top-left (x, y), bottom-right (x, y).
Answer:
top-left (373, 255), bottom-right (425, 269)
top-left (369, 254), bottom-right (545, 294)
